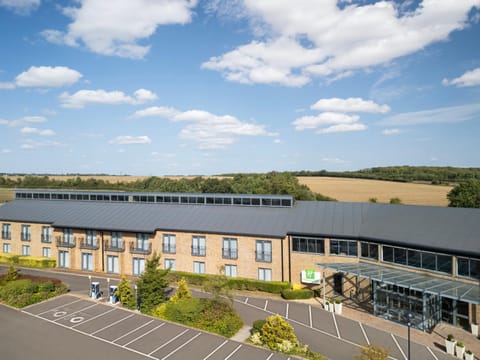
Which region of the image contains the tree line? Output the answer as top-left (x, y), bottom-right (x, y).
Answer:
top-left (0, 172), bottom-right (334, 201)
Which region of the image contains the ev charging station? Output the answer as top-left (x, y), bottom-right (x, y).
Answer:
top-left (91, 282), bottom-right (100, 299)
top-left (109, 285), bottom-right (119, 304)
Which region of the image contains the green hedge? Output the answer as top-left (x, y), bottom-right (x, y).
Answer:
top-left (0, 254), bottom-right (56, 268)
top-left (281, 288), bottom-right (313, 300)
top-left (167, 271), bottom-right (290, 294)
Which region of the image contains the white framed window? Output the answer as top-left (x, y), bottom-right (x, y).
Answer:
top-left (110, 232), bottom-right (123, 249)
top-left (256, 240), bottom-right (272, 262)
top-left (107, 255), bottom-right (119, 274)
top-left (41, 226), bottom-right (52, 243)
top-left (22, 245), bottom-right (30, 256)
top-left (222, 238), bottom-right (238, 259)
top-left (85, 230), bottom-right (97, 247)
top-left (58, 250), bottom-right (70, 268)
top-left (133, 258), bottom-right (146, 276)
top-left (82, 253), bottom-right (93, 271)
top-left (225, 264), bottom-right (237, 277)
top-left (192, 236), bottom-right (206, 256)
top-left (21, 225), bottom-right (31, 241)
top-left (63, 228), bottom-right (74, 244)
top-left (42, 247), bottom-right (51, 258)
top-left (3, 243), bottom-right (11, 254)
top-left (193, 261), bottom-right (205, 274)
top-left (258, 268), bottom-right (272, 281)
top-left (136, 233), bottom-right (150, 250)
top-left (165, 258), bottom-right (176, 270)
top-left (162, 234), bottom-right (176, 254)
top-left (2, 223), bottom-right (11, 240)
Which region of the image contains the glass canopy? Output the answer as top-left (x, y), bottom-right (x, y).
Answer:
top-left (316, 261), bottom-right (480, 304)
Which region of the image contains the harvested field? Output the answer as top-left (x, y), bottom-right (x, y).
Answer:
top-left (298, 176), bottom-right (453, 206)
top-left (0, 188), bottom-right (14, 203)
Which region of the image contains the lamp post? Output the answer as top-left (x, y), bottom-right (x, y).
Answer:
top-left (107, 278), bottom-right (110, 301)
top-left (134, 284), bottom-right (138, 310)
top-left (405, 312), bottom-right (414, 360)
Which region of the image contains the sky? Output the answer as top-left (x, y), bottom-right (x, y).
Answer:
top-left (0, 0), bottom-right (480, 175)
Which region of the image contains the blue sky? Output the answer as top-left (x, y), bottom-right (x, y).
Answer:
top-left (1, 0), bottom-right (480, 175)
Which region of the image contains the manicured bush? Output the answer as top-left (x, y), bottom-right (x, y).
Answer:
top-left (115, 276), bottom-right (136, 309)
top-left (261, 314), bottom-right (298, 350)
top-left (281, 288), bottom-right (313, 300)
top-left (0, 254), bottom-right (55, 268)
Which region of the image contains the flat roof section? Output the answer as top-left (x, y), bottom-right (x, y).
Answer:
top-left (317, 261), bottom-right (480, 304)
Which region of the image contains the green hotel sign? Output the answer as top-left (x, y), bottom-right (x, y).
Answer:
top-left (301, 269), bottom-right (321, 284)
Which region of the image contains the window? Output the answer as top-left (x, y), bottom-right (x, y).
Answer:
top-left (382, 245), bottom-right (452, 274)
top-left (225, 264), bottom-right (237, 277)
top-left (2, 223), bottom-right (11, 240)
top-left (3, 243), bottom-right (11, 254)
top-left (41, 226), bottom-right (52, 243)
top-left (111, 232), bottom-right (123, 248)
top-left (330, 239), bottom-right (357, 257)
top-left (133, 258), bottom-right (146, 276)
top-left (63, 228), bottom-right (74, 244)
top-left (258, 268), bottom-right (272, 281)
top-left (82, 253), bottom-right (93, 271)
top-left (86, 230), bottom-right (97, 247)
top-left (292, 237), bottom-right (325, 254)
top-left (223, 238), bottom-right (238, 259)
top-left (457, 257), bottom-right (480, 280)
top-left (361, 242), bottom-right (378, 260)
top-left (42, 247), bottom-right (51, 258)
top-left (162, 234), bottom-right (176, 254)
top-left (22, 245), bottom-right (30, 256)
top-left (21, 225), bottom-right (31, 241)
top-left (192, 236), bottom-right (206, 256)
top-left (193, 261), bottom-right (205, 274)
top-left (165, 258), bottom-right (176, 270)
top-left (256, 240), bottom-right (272, 262)
top-left (58, 250), bottom-right (69, 268)
top-left (136, 233), bottom-right (150, 251)
top-left (107, 255), bottom-right (119, 274)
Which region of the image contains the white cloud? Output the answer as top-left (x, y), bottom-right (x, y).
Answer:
top-left (292, 112), bottom-right (360, 131)
top-left (59, 88), bottom-right (158, 108)
top-left (311, 97), bottom-right (390, 113)
top-left (380, 103), bottom-right (480, 126)
top-left (109, 136), bottom-right (152, 145)
top-left (20, 127), bottom-right (55, 136)
top-left (41, 0), bottom-right (198, 59)
top-left (316, 123), bottom-right (367, 134)
top-left (20, 139), bottom-right (62, 149)
top-left (0, 66), bottom-right (82, 90)
top-left (0, 115), bottom-right (47, 127)
top-left (0, 0), bottom-right (40, 15)
top-left (133, 106), bottom-right (272, 149)
top-left (382, 128), bottom-right (402, 135)
top-left (203, 0), bottom-right (480, 86)
top-left (442, 67), bottom-right (480, 87)
top-left (1, 148), bottom-right (12, 154)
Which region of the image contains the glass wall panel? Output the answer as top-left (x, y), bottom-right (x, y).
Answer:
top-left (422, 252), bottom-right (436, 271)
top-left (407, 250), bottom-right (421, 267)
top-left (383, 246), bottom-right (393, 262)
top-left (436, 255), bottom-right (452, 274)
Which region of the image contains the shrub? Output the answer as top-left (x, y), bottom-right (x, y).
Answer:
top-left (5, 264), bottom-right (19, 282)
top-left (0, 254), bottom-right (55, 268)
top-left (169, 277), bottom-right (191, 303)
top-left (447, 334), bottom-right (455, 341)
top-left (116, 276), bottom-right (136, 309)
top-left (252, 319), bottom-right (267, 334)
top-left (355, 345), bottom-right (390, 360)
top-left (281, 288), bottom-right (313, 300)
top-left (261, 314), bottom-right (298, 351)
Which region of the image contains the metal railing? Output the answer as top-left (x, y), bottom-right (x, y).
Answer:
top-left (104, 240), bottom-right (125, 252)
top-left (56, 236), bottom-right (76, 248)
top-left (129, 241), bottom-right (152, 255)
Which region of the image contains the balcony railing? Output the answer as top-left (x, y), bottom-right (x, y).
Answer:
top-left (129, 241), bottom-right (152, 255)
top-left (41, 234), bottom-right (52, 243)
top-left (104, 240), bottom-right (125, 252)
top-left (21, 233), bottom-right (31, 241)
top-left (162, 244), bottom-right (176, 254)
top-left (1, 231), bottom-right (11, 240)
top-left (79, 238), bottom-right (99, 250)
top-left (191, 246), bottom-right (206, 256)
top-left (222, 248), bottom-right (238, 259)
top-left (56, 236), bottom-right (76, 248)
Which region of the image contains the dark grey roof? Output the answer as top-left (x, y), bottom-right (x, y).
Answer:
top-left (0, 199), bottom-right (479, 256)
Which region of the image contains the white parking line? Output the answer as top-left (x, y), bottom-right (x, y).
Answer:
top-left (245, 297), bottom-right (249, 304)
top-left (224, 344), bottom-right (242, 360)
top-left (36, 297), bottom-right (84, 316)
top-left (148, 328), bottom-right (189, 356)
top-left (266, 353), bottom-right (275, 360)
top-left (202, 339), bottom-right (228, 360)
top-left (72, 307), bottom-right (116, 328)
top-left (286, 303), bottom-right (289, 319)
top-left (427, 346), bottom-right (439, 360)
top-left (391, 334), bottom-right (407, 360)
top-left (123, 322), bottom-right (165, 347)
top-left (309, 305), bottom-right (312, 328)
top-left (91, 313), bottom-right (135, 335)
top-left (332, 313), bottom-right (340, 338)
top-left (264, 300), bottom-right (268, 311)
top-left (112, 319), bottom-right (154, 343)
top-left (359, 322), bottom-right (370, 345)
top-left (160, 332), bottom-right (201, 359)
top-left (53, 303), bottom-right (99, 322)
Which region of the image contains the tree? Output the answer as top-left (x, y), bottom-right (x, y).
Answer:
top-left (447, 179), bottom-right (480, 208)
top-left (136, 252), bottom-right (170, 314)
top-left (355, 345), bottom-right (389, 360)
top-left (389, 197), bottom-right (402, 204)
top-left (169, 277), bottom-right (191, 303)
top-left (202, 265), bottom-right (233, 305)
top-left (115, 276), bottom-right (135, 309)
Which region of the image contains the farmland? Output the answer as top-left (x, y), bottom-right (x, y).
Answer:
top-left (297, 176), bottom-right (452, 206)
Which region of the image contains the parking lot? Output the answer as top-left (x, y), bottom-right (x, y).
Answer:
top-left (21, 295), bottom-right (288, 360)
